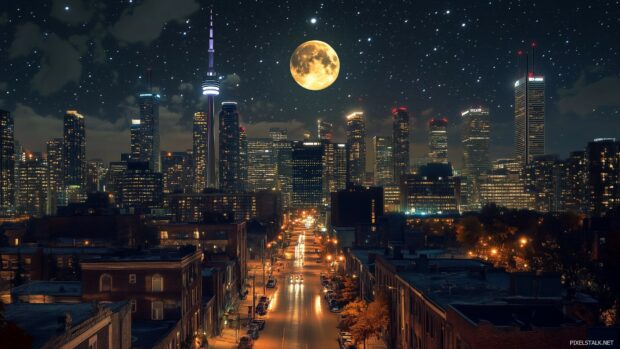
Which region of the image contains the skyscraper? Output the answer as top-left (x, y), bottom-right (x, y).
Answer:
top-left (461, 107), bottom-right (491, 209)
top-left (514, 74), bottom-right (545, 165)
top-left (119, 161), bottom-right (163, 210)
top-left (86, 159), bottom-right (107, 193)
top-left (429, 118), bottom-right (448, 164)
top-left (269, 127), bottom-right (288, 141)
top-left (329, 143), bottom-right (347, 193)
top-left (17, 152), bottom-right (47, 217)
top-left (239, 126), bottom-right (249, 191)
top-left (373, 136), bottom-right (393, 186)
top-left (524, 154), bottom-right (561, 212)
top-left (559, 151), bottom-right (587, 213)
top-left (317, 119), bottom-right (333, 141)
top-left (346, 112), bottom-right (366, 185)
top-left (130, 118), bottom-right (141, 161)
top-left (201, 11), bottom-right (219, 188)
top-left (193, 111), bottom-right (208, 192)
top-left (63, 110), bottom-right (86, 200)
top-left (392, 107), bottom-right (410, 183)
top-left (292, 141), bottom-right (324, 208)
top-left (272, 130), bottom-right (292, 208)
top-left (219, 102), bottom-right (241, 192)
top-left (586, 138), bottom-right (620, 215)
top-left (161, 151), bottom-right (193, 194)
top-left (0, 109), bottom-right (15, 216)
top-left (247, 138), bottom-right (276, 191)
top-left (138, 93), bottom-right (161, 172)
top-left (46, 138), bottom-right (64, 214)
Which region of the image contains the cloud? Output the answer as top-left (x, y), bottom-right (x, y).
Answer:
top-left (51, 0), bottom-right (94, 25)
top-left (0, 13), bottom-right (9, 25)
top-left (109, 0), bottom-right (200, 45)
top-left (0, 82), bottom-right (7, 91)
top-left (178, 82), bottom-right (194, 92)
top-left (9, 22), bottom-right (42, 58)
top-left (221, 73), bottom-right (241, 90)
top-left (31, 34), bottom-right (82, 95)
top-left (557, 74), bottom-right (620, 116)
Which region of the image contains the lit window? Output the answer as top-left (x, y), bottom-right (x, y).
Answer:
top-left (160, 231), bottom-right (168, 240)
top-left (99, 274), bottom-right (112, 292)
top-left (151, 301), bottom-right (164, 320)
top-left (130, 299), bottom-right (137, 312)
top-left (129, 273), bottom-right (136, 284)
top-left (152, 274), bottom-right (164, 292)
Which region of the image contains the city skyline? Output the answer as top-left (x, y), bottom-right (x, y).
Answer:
top-left (1, 1), bottom-right (618, 166)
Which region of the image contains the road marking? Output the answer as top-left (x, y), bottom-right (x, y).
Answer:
top-left (281, 327), bottom-right (286, 349)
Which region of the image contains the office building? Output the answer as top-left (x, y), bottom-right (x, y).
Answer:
top-left (63, 110), bottom-right (86, 202)
top-left (317, 119), bottom-right (333, 141)
top-left (219, 102), bottom-right (241, 192)
top-left (373, 136), bottom-right (393, 186)
top-left (247, 138), bottom-right (276, 191)
top-left (273, 139), bottom-right (292, 208)
top-left (324, 142), bottom-right (347, 195)
top-left (383, 185), bottom-right (400, 212)
top-left (346, 112), bottom-right (366, 185)
top-left (429, 117), bottom-right (449, 164)
top-left (0, 109), bottom-right (15, 216)
top-left (559, 151), bottom-right (587, 213)
top-left (525, 154), bottom-right (561, 212)
top-left (400, 163), bottom-right (461, 215)
top-left (269, 127), bottom-right (288, 141)
top-left (479, 169), bottom-right (535, 210)
top-left (586, 138), bottom-right (620, 215)
top-left (161, 151), bottom-right (193, 194)
top-left (331, 185), bottom-right (384, 227)
top-left (239, 126), bottom-right (248, 191)
top-left (514, 74), bottom-right (545, 165)
top-left (46, 138), bottom-right (64, 214)
top-left (86, 159), bottom-right (106, 193)
top-left (461, 107), bottom-right (491, 209)
top-left (392, 107), bottom-right (410, 183)
top-left (118, 161), bottom-right (163, 210)
top-left (17, 152), bottom-right (47, 217)
top-left (292, 141), bottom-right (324, 208)
top-left (138, 93), bottom-right (161, 172)
top-left (193, 111), bottom-right (208, 192)
top-left (130, 118), bottom-right (141, 161)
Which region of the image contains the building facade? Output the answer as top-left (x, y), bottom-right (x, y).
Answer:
top-left (247, 138), bottom-right (276, 191)
top-left (193, 111), bottom-right (208, 193)
top-left (374, 136), bottom-right (394, 186)
top-left (138, 93), bottom-right (161, 172)
top-left (586, 138), bottom-right (620, 215)
top-left (292, 141), bottom-right (324, 208)
top-left (63, 110), bottom-right (86, 201)
top-left (392, 107), bottom-right (410, 184)
top-left (514, 75), bottom-right (545, 165)
top-left (428, 118), bottom-right (449, 164)
top-left (346, 112), bottom-right (366, 185)
top-left (461, 107), bottom-right (490, 210)
top-left (0, 109), bottom-right (15, 216)
top-left (219, 102), bottom-right (241, 192)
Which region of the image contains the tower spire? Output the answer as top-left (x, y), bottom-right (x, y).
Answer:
top-left (208, 8), bottom-right (215, 71)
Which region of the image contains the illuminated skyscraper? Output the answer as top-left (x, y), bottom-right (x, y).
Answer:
top-left (86, 159), bottom-right (106, 193)
top-left (524, 154), bottom-right (561, 212)
top-left (292, 141), bottom-right (324, 208)
top-left (239, 127), bottom-right (248, 191)
top-left (392, 107), bottom-right (410, 183)
top-left (346, 112), bottom-right (366, 185)
top-left (119, 161), bottom-right (163, 210)
top-left (130, 118), bottom-right (141, 161)
top-left (429, 118), bottom-right (448, 164)
top-left (373, 136), bottom-right (393, 186)
top-left (219, 102), bottom-right (241, 192)
top-left (162, 151), bottom-right (193, 194)
top-left (138, 93), bottom-right (161, 172)
top-left (46, 138), bottom-right (64, 214)
top-left (514, 74), bottom-right (545, 165)
top-left (0, 109), bottom-right (15, 216)
top-left (272, 137), bottom-right (292, 208)
top-left (317, 119), bottom-right (333, 141)
top-left (193, 111), bottom-right (208, 192)
top-left (559, 151), bottom-right (587, 213)
top-left (586, 138), bottom-right (620, 215)
top-left (269, 127), bottom-right (288, 141)
top-left (201, 11), bottom-right (219, 188)
top-left (63, 110), bottom-right (86, 200)
top-left (330, 143), bottom-right (347, 193)
top-left (461, 107), bottom-right (490, 209)
top-left (17, 152), bottom-right (47, 217)
top-left (247, 138), bottom-right (276, 191)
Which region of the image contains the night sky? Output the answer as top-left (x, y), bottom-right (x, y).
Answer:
top-left (1, 0), bottom-right (619, 167)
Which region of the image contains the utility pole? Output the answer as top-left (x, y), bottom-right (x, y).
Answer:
top-left (262, 236), bottom-right (267, 295)
top-left (252, 273), bottom-right (256, 320)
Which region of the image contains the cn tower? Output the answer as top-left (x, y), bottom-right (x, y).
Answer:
top-left (201, 9), bottom-right (219, 188)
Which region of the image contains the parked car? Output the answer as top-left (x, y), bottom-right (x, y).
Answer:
top-left (238, 335), bottom-right (254, 349)
top-left (247, 326), bottom-right (260, 340)
top-left (259, 296), bottom-right (270, 307)
top-left (256, 303), bottom-right (267, 316)
top-left (250, 319), bottom-right (266, 330)
top-left (266, 278), bottom-right (276, 288)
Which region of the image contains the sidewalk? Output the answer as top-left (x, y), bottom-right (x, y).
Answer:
top-left (208, 260), bottom-right (279, 349)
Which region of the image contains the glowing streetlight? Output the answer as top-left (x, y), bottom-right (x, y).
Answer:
top-left (490, 248), bottom-right (498, 256)
top-left (326, 255), bottom-right (333, 261)
top-left (519, 237), bottom-right (528, 245)
top-left (338, 255), bottom-right (344, 262)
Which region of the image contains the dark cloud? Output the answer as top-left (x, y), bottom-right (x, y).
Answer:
top-left (221, 73), bottom-right (241, 90)
top-left (50, 0), bottom-right (94, 25)
top-left (9, 22), bottom-right (42, 58)
top-left (31, 34), bottom-right (83, 96)
top-left (557, 74), bottom-right (620, 116)
top-left (0, 12), bottom-right (8, 25)
top-left (109, 0), bottom-right (200, 45)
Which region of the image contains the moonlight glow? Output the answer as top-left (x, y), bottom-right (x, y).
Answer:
top-left (290, 40), bottom-right (340, 91)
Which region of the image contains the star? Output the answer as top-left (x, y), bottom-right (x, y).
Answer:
top-left (310, 17), bottom-right (317, 24)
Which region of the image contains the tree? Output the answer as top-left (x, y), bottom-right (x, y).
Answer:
top-left (455, 216), bottom-right (483, 247)
top-left (340, 299), bottom-right (367, 329)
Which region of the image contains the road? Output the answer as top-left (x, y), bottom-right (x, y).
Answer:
top-left (252, 220), bottom-right (341, 349)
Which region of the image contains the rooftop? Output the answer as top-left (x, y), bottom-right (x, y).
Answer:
top-left (450, 303), bottom-right (581, 328)
top-left (132, 320), bottom-right (179, 349)
top-left (11, 281), bottom-right (81, 297)
top-left (81, 246), bottom-right (198, 263)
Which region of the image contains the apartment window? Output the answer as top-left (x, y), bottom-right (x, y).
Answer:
top-left (160, 231), bottom-right (168, 240)
top-left (99, 273), bottom-right (112, 292)
top-left (129, 273), bottom-right (136, 284)
top-left (130, 299), bottom-right (137, 312)
top-left (152, 274), bottom-right (164, 292)
top-left (88, 335), bottom-right (97, 349)
top-left (151, 301), bottom-right (164, 320)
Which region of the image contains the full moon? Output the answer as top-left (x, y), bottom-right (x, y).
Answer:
top-left (290, 40), bottom-right (340, 91)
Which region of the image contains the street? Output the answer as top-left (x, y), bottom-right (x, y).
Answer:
top-left (251, 218), bottom-right (341, 349)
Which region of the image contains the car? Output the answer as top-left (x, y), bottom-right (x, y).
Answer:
top-left (330, 305), bottom-right (343, 313)
top-left (250, 319), bottom-right (265, 330)
top-left (298, 275), bottom-right (304, 283)
top-left (266, 279), bottom-right (276, 288)
top-left (238, 335), bottom-right (254, 349)
top-left (247, 327), bottom-right (260, 339)
top-left (258, 296), bottom-right (270, 306)
top-left (255, 303), bottom-right (266, 315)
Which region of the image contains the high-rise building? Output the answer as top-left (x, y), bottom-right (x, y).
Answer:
top-left (479, 162), bottom-right (535, 210)
top-left (247, 138), bottom-right (276, 191)
top-left (201, 11), bottom-right (219, 188)
top-left (392, 107), bottom-right (410, 184)
top-left (524, 154), bottom-right (561, 212)
top-left (119, 161), bottom-right (163, 210)
top-left (46, 138), bottom-right (64, 214)
top-left (130, 118), bottom-right (141, 161)
top-left (317, 119), bottom-right (333, 141)
top-left (400, 163), bottom-right (461, 215)
top-left (292, 141), bottom-right (324, 208)
top-left (559, 151), bottom-right (587, 213)
top-left (105, 161), bottom-right (127, 205)
top-left (461, 107), bottom-right (491, 210)
top-left (346, 112), bottom-right (366, 185)
top-left (373, 136), bottom-right (393, 186)
top-left (63, 110), bottom-right (86, 202)
top-left (193, 111), bottom-right (208, 192)
top-left (514, 74), bottom-right (545, 165)
top-left (429, 118), bottom-right (449, 164)
top-left (273, 140), bottom-right (292, 208)
top-left (17, 152), bottom-right (47, 217)
top-left (586, 138), bottom-right (620, 215)
top-left (138, 93), bottom-right (161, 172)
top-left (219, 102), bottom-right (241, 192)
top-left (239, 127), bottom-right (249, 191)
top-left (86, 159), bottom-right (107, 193)
top-left (161, 151), bottom-right (193, 194)
top-left (0, 109), bottom-right (15, 216)
top-left (269, 127), bottom-right (288, 141)
top-left (324, 142), bottom-right (347, 196)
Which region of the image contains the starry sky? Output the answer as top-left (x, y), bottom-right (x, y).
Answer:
top-left (1, 0), bottom-right (619, 168)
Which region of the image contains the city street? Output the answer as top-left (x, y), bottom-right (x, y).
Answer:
top-left (251, 219), bottom-right (341, 349)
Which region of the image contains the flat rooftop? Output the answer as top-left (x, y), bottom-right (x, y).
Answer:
top-left (82, 247), bottom-right (197, 262)
top-left (132, 320), bottom-right (179, 349)
top-left (11, 281), bottom-right (81, 297)
top-left (451, 303), bottom-right (581, 328)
